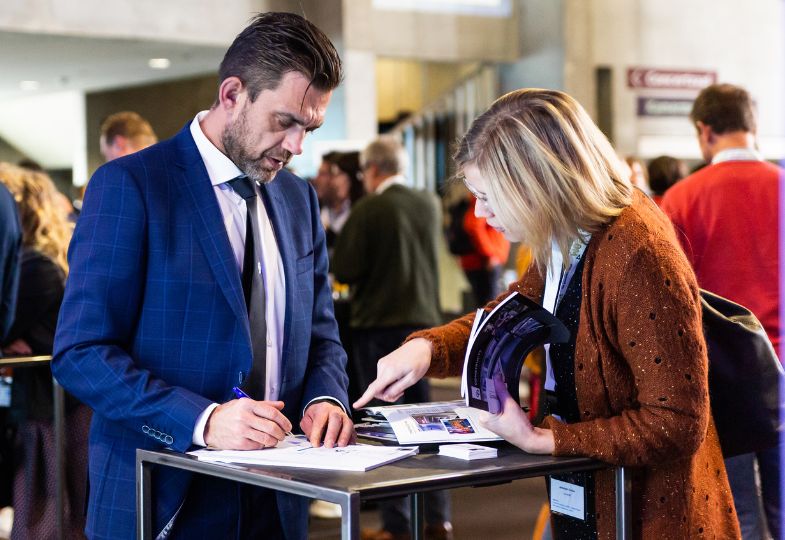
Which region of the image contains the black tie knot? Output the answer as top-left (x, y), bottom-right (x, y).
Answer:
top-left (227, 175), bottom-right (256, 200)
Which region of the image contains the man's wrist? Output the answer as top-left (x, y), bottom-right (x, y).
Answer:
top-left (303, 396), bottom-right (346, 418)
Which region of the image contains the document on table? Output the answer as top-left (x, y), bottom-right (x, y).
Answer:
top-left (188, 435), bottom-right (419, 472)
top-left (359, 400), bottom-right (503, 445)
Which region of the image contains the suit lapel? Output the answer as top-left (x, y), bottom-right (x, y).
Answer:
top-left (258, 181), bottom-right (295, 390)
top-left (171, 127), bottom-right (249, 330)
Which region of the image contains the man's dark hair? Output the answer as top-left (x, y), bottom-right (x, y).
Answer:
top-left (219, 12), bottom-right (343, 102)
top-left (647, 155), bottom-right (687, 196)
top-left (321, 151), bottom-right (340, 165)
top-left (690, 83), bottom-right (756, 135)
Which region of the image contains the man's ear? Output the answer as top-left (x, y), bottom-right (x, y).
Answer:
top-left (112, 135), bottom-right (129, 154)
top-left (696, 121), bottom-right (714, 144)
top-left (217, 77), bottom-right (245, 112)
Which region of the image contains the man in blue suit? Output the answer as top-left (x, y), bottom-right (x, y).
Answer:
top-left (52, 12), bottom-right (354, 539)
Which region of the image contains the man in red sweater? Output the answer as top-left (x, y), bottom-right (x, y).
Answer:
top-left (661, 83), bottom-right (781, 540)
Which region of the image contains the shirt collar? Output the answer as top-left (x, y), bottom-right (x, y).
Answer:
top-left (375, 174), bottom-right (407, 194)
top-left (189, 111), bottom-right (243, 186)
top-left (711, 147), bottom-right (763, 165)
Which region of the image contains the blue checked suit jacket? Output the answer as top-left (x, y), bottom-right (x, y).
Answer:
top-left (52, 125), bottom-right (349, 539)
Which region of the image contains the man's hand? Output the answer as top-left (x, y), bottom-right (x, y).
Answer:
top-left (353, 338), bottom-right (432, 409)
top-left (204, 398), bottom-right (292, 450)
top-left (300, 401), bottom-right (355, 448)
top-left (478, 376), bottom-right (554, 454)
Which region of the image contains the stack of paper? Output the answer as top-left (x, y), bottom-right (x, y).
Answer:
top-left (188, 435), bottom-right (418, 472)
top-left (438, 443), bottom-right (497, 460)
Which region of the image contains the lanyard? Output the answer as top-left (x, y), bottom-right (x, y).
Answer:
top-left (543, 233), bottom-right (590, 315)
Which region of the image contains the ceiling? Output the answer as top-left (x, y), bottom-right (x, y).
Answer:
top-left (0, 30), bottom-right (226, 168)
top-left (0, 30), bottom-right (225, 99)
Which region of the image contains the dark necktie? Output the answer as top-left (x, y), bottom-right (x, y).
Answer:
top-left (226, 175), bottom-right (267, 400)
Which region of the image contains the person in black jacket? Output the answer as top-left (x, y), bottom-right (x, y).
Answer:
top-left (0, 168), bottom-right (21, 516)
top-left (0, 162), bottom-right (89, 539)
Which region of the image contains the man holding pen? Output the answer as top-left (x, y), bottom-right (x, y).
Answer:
top-left (52, 12), bottom-right (353, 539)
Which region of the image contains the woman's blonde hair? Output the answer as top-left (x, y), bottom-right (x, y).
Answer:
top-left (0, 162), bottom-right (73, 273)
top-left (455, 88), bottom-right (632, 271)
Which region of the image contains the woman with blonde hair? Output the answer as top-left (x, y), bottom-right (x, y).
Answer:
top-left (354, 89), bottom-right (740, 539)
top-left (0, 162), bottom-right (89, 539)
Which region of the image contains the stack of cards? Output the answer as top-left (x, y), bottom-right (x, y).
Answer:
top-left (438, 443), bottom-right (497, 460)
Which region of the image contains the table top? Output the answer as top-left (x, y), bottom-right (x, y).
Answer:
top-left (0, 355), bottom-right (52, 368)
top-left (138, 445), bottom-right (606, 501)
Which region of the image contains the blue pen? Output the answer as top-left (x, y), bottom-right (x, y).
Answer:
top-left (232, 386), bottom-right (294, 437)
top-left (232, 386), bottom-right (250, 399)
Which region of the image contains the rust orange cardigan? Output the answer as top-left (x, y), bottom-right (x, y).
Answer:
top-left (411, 191), bottom-right (740, 539)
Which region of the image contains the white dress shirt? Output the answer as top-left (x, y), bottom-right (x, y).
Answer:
top-left (373, 174), bottom-right (407, 194)
top-left (189, 111), bottom-right (286, 445)
top-left (711, 147), bottom-right (763, 164)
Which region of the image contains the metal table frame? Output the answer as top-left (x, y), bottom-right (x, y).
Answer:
top-left (137, 447), bottom-right (631, 540)
top-left (0, 355), bottom-right (64, 540)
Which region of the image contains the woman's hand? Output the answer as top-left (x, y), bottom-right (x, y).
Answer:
top-left (3, 338), bottom-right (32, 356)
top-left (479, 376), bottom-right (555, 454)
top-left (353, 338), bottom-right (433, 409)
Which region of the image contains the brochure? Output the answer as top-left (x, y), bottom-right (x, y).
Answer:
top-left (357, 400), bottom-right (502, 445)
top-left (188, 434), bottom-right (418, 472)
top-left (462, 292), bottom-right (568, 413)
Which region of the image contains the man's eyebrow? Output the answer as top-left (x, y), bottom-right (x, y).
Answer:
top-left (276, 111), bottom-right (322, 131)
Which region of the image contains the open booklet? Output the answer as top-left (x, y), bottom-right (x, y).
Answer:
top-left (356, 400), bottom-right (502, 445)
top-left (188, 434), bottom-right (418, 472)
top-left (356, 292), bottom-right (568, 446)
top-left (462, 291), bottom-right (568, 413)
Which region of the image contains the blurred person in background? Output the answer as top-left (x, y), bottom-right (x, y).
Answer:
top-left (458, 193), bottom-right (510, 306)
top-left (356, 89), bottom-right (740, 539)
top-left (445, 184), bottom-right (510, 307)
top-left (0, 163), bottom-right (89, 539)
top-left (312, 150), bottom-right (339, 207)
top-left (0, 170), bottom-right (21, 535)
top-left (624, 156), bottom-right (650, 194)
top-left (321, 151), bottom-right (365, 249)
top-left (310, 150), bottom-right (365, 521)
top-left (647, 155), bottom-right (687, 206)
top-left (661, 83), bottom-right (781, 540)
top-left (98, 111), bottom-right (157, 162)
top-left (332, 137), bottom-right (452, 540)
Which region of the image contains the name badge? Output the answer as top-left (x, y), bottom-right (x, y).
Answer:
top-left (550, 477), bottom-right (585, 520)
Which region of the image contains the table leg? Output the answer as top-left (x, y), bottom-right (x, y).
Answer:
top-left (409, 492), bottom-right (424, 540)
top-left (52, 378), bottom-right (65, 540)
top-left (340, 493), bottom-right (361, 540)
top-left (615, 466), bottom-right (631, 540)
top-left (136, 456), bottom-right (153, 540)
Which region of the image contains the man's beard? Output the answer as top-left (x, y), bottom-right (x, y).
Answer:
top-left (221, 110), bottom-right (292, 184)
